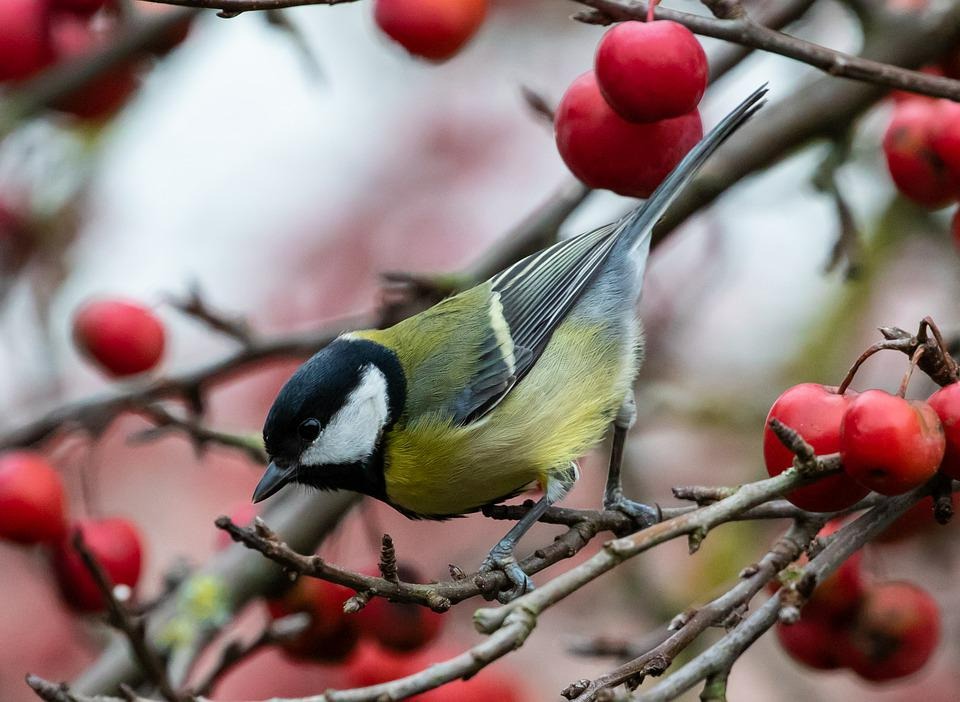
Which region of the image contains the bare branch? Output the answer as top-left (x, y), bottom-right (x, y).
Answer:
top-left (69, 530), bottom-right (184, 702)
top-left (574, 0), bottom-right (960, 101)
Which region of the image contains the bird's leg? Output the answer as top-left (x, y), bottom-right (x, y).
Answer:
top-left (603, 394), bottom-right (660, 528)
top-left (480, 464), bottom-right (578, 603)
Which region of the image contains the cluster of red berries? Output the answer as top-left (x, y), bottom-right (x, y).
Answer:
top-left (555, 10), bottom-right (708, 198)
top-left (775, 521), bottom-right (940, 681)
top-left (881, 50), bottom-right (960, 243)
top-left (265, 565), bottom-right (521, 700)
top-left (0, 450), bottom-right (144, 611)
top-left (0, 0), bottom-right (189, 122)
top-left (764, 378), bottom-right (960, 514)
top-left (373, 0), bottom-right (487, 62)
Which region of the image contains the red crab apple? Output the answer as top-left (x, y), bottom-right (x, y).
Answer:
top-left (841, 390), bottom-right (945, 495)
top-left (374, 0), bottom-right (487, 62)
top-left (883, 98), bottom-right (960, 208)
top-left (931, 99), bottom-right (960, 181)
top-left (927, 382), bottom-right (960, 479)
top-left (355, 565), bottom-right (443, 652)
top-left (52, 518), bottom-right (144, 612)
top-left (842, 581), bottom-right (940, 681)
top-left (763, 383), bottom-right (868, 511)
top-left (555, 71), bottom-right (702, 198)
top-left (594, 20), bottom-right (707, 123)
top-left (0, 0), bottom-right (52, 83)
top-left (267, 576), bottom-right (360, 662)
top-left (418, 672), bottom-right (524, 702)
top-left (776, 615), bottom-right (848, 670)
top-left (49, 14), bottom-right (141, 121)
top-left (73, 298), bottom-right (165, 377)
top-left (0, 452), bottom-right (67, 545)
top-left (344, 641), bottom-right (427, 689)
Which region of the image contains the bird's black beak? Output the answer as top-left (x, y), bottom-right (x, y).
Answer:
top-left (252, 461), bottom-right (295, 503)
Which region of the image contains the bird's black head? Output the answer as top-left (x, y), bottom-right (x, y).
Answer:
top-left (253, 337), bottom-right (405, 503)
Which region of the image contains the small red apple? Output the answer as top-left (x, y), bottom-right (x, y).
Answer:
top-left (763, 384), bottom-right (868, 512)
top-left (883, 99), bottom-right (960, 208)
top-left (343, 641), bottom-right (426, 689)
top-left (73, 298), bottom-right (165, 377)
top-left (374, 0), bottom-right (487, 62)
top-left (931, 99), bottom-right (960, 182)
top-left (355, 565), bottom-right (443, 652)
top-left (49, 14), bottom-right (141, 121)
top-left (267, 576), bottom-right (360, 662)
top-left (0, 451), bottom-right (67, 545)
top-left (594, 20), bottom-right (707, 123)
top-left (775, 615), bottom-right (846, 670)
top-left (555, 71), bottom-right (702, 198)
top-left (0, 0), bottom-right (52, 83)
top-left (417, 671), bottom-right (524, 702)
top-left (52, 517), bottom-right (144, 612)
top-left (840, 390), bottom-right (945, 495)
top-left (842, 581), bottom-right (940, 681)
top-left (926, 382), bottom-right (960, 479)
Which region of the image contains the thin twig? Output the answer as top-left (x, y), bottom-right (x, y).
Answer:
top-left (70, 530), bottom-right (184, 702)
top-left (574, 0), bottom-right (960, 101)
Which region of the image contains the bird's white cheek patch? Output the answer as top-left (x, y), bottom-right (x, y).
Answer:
top-left (300, 366), bottom-right (389, 467)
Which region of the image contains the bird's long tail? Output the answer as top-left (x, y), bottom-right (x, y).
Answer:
top-left (615, 84), bottom-right (768, 256)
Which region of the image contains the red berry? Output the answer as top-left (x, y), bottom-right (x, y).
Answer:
top-left (0, 452), bottom-right (67, 545)
top-left (555, 71), bottom-right (702, 198)
top-left (344, 641), bottom-right (426, 689)
top-left (374, 0), bottom-right (487, 62)
top-left (882, 99), bottom-right (960, 208)
top-left (926, 382), bottom-right (960, 479)
top-left (49, 15), bottom-right (141, 121)
top-left (0, 0), bottom-right (53, 83)
top-left (267, 577), bottom-right (360, 662)
top-left (878, 493), bottom-right (958, 542)
top-left (418, 672), bottom-right (524, 702)
top-left (595, 21), bottom-right (707, 123)
top-left (52, 518), bottom-right (144, 612)
top-left (840, 390), bottom-right (945, 496)
top-left (50, 0), bottom-right (106, 16)
top-left (355, 565), bottom-right (443, 652)
top-left (73, 299), bottom-right (165, 377)
top-left (805, 521), bottom-right (866, 619)
top-left (842, 582), bottom-right (940, 681)
top-left (775, 615), bottom-right (846, 670)
top-left (930, 99), bottom-right (960, 181)
top-left (763, 384), bottom-right (868, 512)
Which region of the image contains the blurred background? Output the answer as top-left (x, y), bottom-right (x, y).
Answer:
top-left (1, 0), bottom-right (959, 700)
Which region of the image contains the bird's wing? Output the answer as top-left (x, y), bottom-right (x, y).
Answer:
top-left (452, 222), bottom-right (622, 425)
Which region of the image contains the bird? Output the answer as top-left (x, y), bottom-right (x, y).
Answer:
top-left (252, 86), bottom-right (766, 601)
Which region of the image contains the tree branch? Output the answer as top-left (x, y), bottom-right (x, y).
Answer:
top-left (574, 0), bottom-right (960, 101)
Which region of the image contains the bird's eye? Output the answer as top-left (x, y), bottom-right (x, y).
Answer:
top-left (298, 419), bottom-right (321, 442)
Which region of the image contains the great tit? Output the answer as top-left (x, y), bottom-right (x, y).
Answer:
top-left (253, 86), bottom-right (766, 601)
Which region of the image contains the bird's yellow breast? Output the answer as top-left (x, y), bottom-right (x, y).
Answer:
top-left (381, 320), bottom-right (637, 516)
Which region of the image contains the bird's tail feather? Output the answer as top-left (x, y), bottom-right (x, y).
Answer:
top-left (616, 84), bottom-right (768, 254)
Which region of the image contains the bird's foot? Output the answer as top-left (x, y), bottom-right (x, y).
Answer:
top-left (479, 546), bottom-right (534, 604)
top-left (605, 492), bottom-right (661, 531)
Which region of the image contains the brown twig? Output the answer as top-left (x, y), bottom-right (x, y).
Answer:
top-left (560, 520), bottom-right (824, 700)
top-left (68, 530), bottom-right (184, 702)
top-left (573, 0), bottom-right (960, 101)
top-left (189, 613), bottom-right (310, 696)
top-left (167, 284), bottom-right (255, 347)
top-left (130, 405), bottom-right (268, 464)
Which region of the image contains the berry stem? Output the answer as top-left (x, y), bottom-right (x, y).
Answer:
top-left (647, 0), bottom-right (660, 23)
top-left (897, 346), bottom-right (925, 398)
top-left (837, 341), bottom-right (901, 395)
top-left (918, 316), bottom-right (960, 384)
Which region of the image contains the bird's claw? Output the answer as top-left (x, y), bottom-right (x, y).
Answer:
top-left (479, 551), bottom-right (534, 603)
top-left (605, 494), bottom-right (661, 530)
